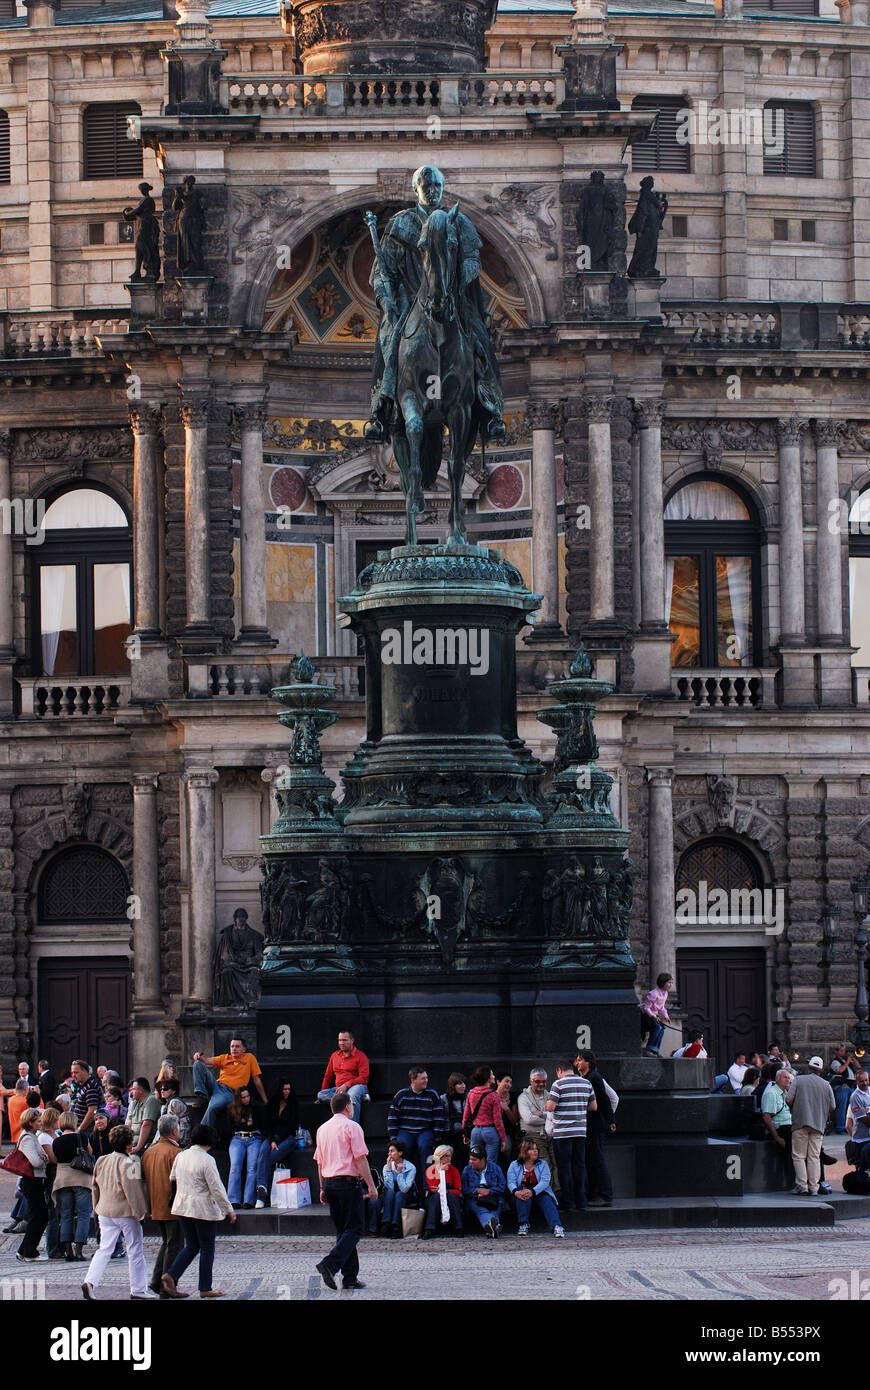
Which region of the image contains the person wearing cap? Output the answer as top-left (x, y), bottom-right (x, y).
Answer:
top-left (461, 1144), bottom-right (506, 1237)
top-left (786, 1057), bottom-right (835, 1196)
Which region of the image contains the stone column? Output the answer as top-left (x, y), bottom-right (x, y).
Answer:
top-left (0, 432), bottom-right (14, 718)
top-left (180, 395), bottom-right (212, 635)
top-left (183, 767), bottom-right (218, 1010)
top-left (776, 416), bottom-right (807, 645)
top-left (646, 766), bottom-right (676, 987)
top-left (132, 775), bottom-right (161, 1008)
top-left (235, 399), bottom-right (270, 643)
top-left (813, 419), bottom-right (843, 643)
top-left (585, 395), bottom-right (615, 625)
top-left (635, 399), bottom-right (667, 631)
top-left (129, 403), bottom-right (164, 639)
top-left (526, 398), bottom-right (563, 638)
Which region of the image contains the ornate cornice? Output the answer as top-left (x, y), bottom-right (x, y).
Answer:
top-left (181, 767), bottom-right (219, 788)
top-left (661, 419), bottom-right (778, 454)
top-left (14, 427), bottom-right (132, 462)
top-left (645, 766), bottom-right (674, 787)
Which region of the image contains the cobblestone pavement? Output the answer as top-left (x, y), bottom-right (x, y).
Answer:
top-left (2, 1222), bottom-right (869, 1301)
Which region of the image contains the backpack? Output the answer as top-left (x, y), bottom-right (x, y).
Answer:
top-left (842, 1168), bottom-right (870, 1196)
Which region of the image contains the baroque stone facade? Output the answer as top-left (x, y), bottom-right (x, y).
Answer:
top-left (1, 0), bottom-right (870, 1077)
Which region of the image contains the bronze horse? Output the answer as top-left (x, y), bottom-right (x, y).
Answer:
top-left (392, 205), bottom-right (479, 547)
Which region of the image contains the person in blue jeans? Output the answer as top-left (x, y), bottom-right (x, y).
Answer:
top-left (369, 1141), bottom-right (416, 1235)
top-left (387, 1067), bottom-right (446, 1197)
top-left (255, 1079), bottom-right (299, 1208)
top-left (507, 1140), bottom-right (564, 1235)
top-left (226, 1088), bottom-right (268, 1209)
top-left (461, 1145), bottom-right (506, 1237)
top-left (640, 973), bottom-right (673, 1057)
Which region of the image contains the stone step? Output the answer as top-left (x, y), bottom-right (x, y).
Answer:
top-left (168, 1190), bottom-right (870, 1237)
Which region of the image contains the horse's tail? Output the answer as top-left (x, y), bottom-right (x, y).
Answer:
top-left (420, 423), bottom-right (443, 491)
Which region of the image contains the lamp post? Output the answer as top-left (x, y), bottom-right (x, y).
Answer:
top-left (849, 872), bottom-right (870, 1051)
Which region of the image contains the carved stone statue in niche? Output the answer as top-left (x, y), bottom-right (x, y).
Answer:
top-left (123, 182), bottom-right (161, 281)
top-left (213, 907), bottom-right (263, 1009)
top-left (585, 856), bottom-right (610, 935)
top-left (172, 175), bottom-right (207, 277)
top-left (576, 170), bottom-right (618, 272)
top-left (261, 862), bottom-right (308, 944)
top-left (627, 176), bottom-right (667, 278)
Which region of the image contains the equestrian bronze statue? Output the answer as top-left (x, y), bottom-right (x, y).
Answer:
top-left (364, 165), bottom-right (506, 547)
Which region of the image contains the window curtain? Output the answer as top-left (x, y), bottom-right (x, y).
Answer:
top-left (40, 565), bottom-right (75, 676)
top-left (664, 480), bottom-right (749, 522)
top-left (664, 555), bottom-right (675, 624)
top-left (721, 556), bottom-right (752, 666)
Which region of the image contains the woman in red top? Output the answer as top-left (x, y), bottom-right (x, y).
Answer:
top-left (421, 1144), bottom-right (464, 1239)
top-left (462, 1066), bottom-right (506, 1168)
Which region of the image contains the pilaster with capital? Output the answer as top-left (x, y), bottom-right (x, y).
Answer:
top-left (235, 399), bottom-right (271, 642)
top-left (813, 419), bottom-right (844, 643)
top-left (646, 766), bottom-right (676, 987)
top-left (132, 775), bottom-right (161, 1010)
top-left (776, 416), bottom-right (808, 644)
top-left (182, 766), bottom-right (219, 1010)
top-left (526, 398), bottom-right (564, 636)
top-left (180, 395), bottom-right (213, 634)
top-left (0, 430), bottom-right (13, 658)
top-left (130, 403), bottom-right (164, 639)
top-left (634, 399), bottom-right (667, 631)
top-left (585, 395), bottom-right (615, 624)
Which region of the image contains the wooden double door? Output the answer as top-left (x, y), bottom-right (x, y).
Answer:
top-left (676, 947), bottom-right (766, 1072)
top-left (38, 958), bottom-right (130, 1080)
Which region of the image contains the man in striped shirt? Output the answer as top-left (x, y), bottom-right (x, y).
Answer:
top-left (546, 1061), bottom-right (597, 1211)
top-left (387, 1067), bottom-right (447, 1189)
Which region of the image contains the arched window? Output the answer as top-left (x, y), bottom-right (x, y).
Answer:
top-left (849, 489), bottom-right (870, 666)
top-left (676, 837), bottom-right (766, 923)
top-left (664, 477), bottom-right (761, 668)
top-left (762, 101), bottom-right (816, 178)
top-left (32, 486), bottom-right (132, 678)
top-left (82, 103), bottom-right (142, 181)
top-left (0, 110), bottom-right (9, 186)
top-left (631, 95), bottom-right (690, 173)
top-left (38, 846), bottom-right (129, 924)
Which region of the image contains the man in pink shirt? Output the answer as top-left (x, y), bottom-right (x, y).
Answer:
top-left (316, 1030), bottom-right (370, 1125)
top-left (314, 1092), bottom-right (378, 1291)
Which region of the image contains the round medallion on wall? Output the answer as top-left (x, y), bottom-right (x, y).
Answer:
top-left (270, 467), bottom-right (308, 513)
top-left (485, 463), bottom-right (524, 511)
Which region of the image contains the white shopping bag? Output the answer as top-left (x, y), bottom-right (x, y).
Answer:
top-left (270, 1175), bottom-right (311, 1210)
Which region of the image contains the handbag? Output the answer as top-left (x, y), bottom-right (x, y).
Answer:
top-left (462, 1090), bottom-right (489, 1143)
top-left (70, 1133), bottom-right (95, 1175)
top-left (0, 1140), bottom-right (35, 1180)
top-left (401, 1206), bottom-right (425, 1238)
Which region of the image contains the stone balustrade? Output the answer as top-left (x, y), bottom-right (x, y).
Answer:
top-left (661, 303), bottom-right (780, 347)
top-left (852, 667), bottom-right (870, 705)
top-left (838, 310), bottom-right (870, 347)
top-left (671, 668), bottom-right (778, 709)
top-left (0, 314), bottom-right (128, 359)
top-left (184, 654), bottom-right (365, 701)
top-left (224, 71), bottom-right (561, 114)
top-left (17, 677), bottom-right (132, 718)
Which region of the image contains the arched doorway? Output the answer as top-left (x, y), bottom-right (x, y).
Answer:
top-left (675, 836), bottom-right (769, 1069)
top-left (35, 845), bottom-right (132, 1079)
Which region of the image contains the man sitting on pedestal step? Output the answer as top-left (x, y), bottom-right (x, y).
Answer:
top-left (387, 1067), bottom-right (447, 1196)
top-left (316, 1031), bottom-right (370, 1127)
top-left (192, 1039), bottom-right (267, 1130)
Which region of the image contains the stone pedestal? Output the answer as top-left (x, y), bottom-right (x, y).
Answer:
top-left (628, 275), bottom-right (665, 319)
top-left (126, 279), bottom-right (164, 327)
top-left (258, 547), bottom-right (635, 1076)
top-left (176, 277), bottom-right (212, 324)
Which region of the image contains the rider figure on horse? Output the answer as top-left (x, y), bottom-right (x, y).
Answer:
top-left (363, 165), bottom-right (507, 447)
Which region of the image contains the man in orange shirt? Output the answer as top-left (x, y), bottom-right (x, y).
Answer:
top-left (317, 1031), bottom-right (370, 1126)
top-left (192, 1038), bottom-right (267, 1127)
top-left (7, 1080), bottom-right (32, 1143)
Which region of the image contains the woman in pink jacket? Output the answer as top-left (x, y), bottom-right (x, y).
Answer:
top-left (462, 1066), bottom-right (506, 1167)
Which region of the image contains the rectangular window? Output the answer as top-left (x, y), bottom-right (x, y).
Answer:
top-left (671, 214), bottom-right (688, 238)
top-left (849, 557), bottom-right (870, 667)
top-left (93, 563), bottom-right (131, 673)
top-left (87, 223), bottom-right (105, 246)
top-left (763, 103), bottom-right (816, 178)
top-left (716, 555), bottom-right (753, 667)
top-left (631, 95), bottom-right (691, 173)
top-left (801, 219), bottom-right (816, 242)
top-left (40, 565), bottom-right (78, 676)
top-left (773, 218), bottom-right (789, 241)
top-left (665, 555), bottom-right (701, 667)
top-left (82, 104), bottom-right (143, 181)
